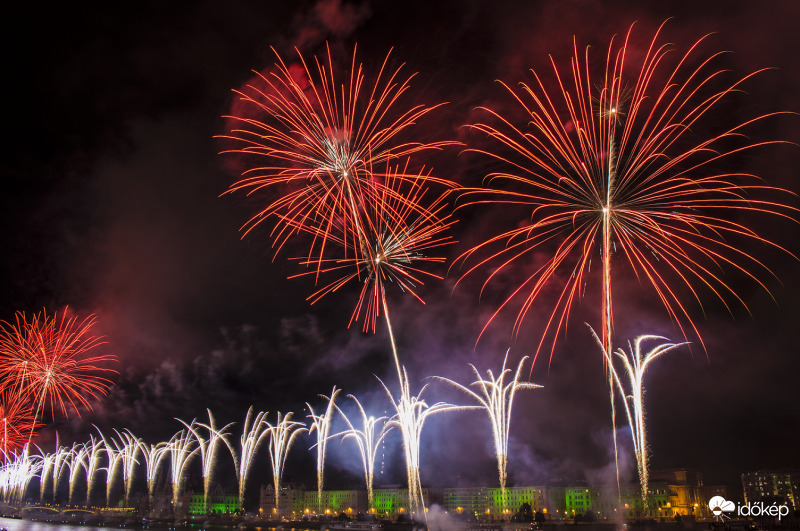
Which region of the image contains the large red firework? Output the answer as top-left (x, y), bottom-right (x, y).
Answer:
top-left (219, 44), bottom-right (457, 270)
top-left (0, 309), bottom-right (117, 423)
top-left (456, 22), bottom-right (797, 361)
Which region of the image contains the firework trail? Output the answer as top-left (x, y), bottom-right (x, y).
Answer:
top-left (590, 327), bottom-right (685, 507)
top-left (238, 407), bottom-right (270, 510)
top-left (432, 352), bottom-right (540, 512)
top-left (179, 410), bottom-right (236, 513)
top-left (83, 434), bottom-right (106, 506)
top-left (166, 429), bottom-right (199, 510)
top-left (306, 386), bottom-right (340, 511)
top-left (141, 441), bottom-right (170, 506)
top-left (379, 370), bottom-right (462, 519)
top-left (103, 434), bottom-right (121, 506)
top-left (264, 411), bottom-right (306, 516)
top-left (51, 442), bottom-right (70, 504)
top-left (335, 394), bottom-right (393, 513)
top-left (38, 437), bottom-right (59, 502)
top-left (457, 21), bottom-right (796, 493)
top-left (0, 309), bottom-right (117, 444)
top-left (220, 44), bottom-right (455, 268)
top-left (66, 442), bottom-right (88, 505)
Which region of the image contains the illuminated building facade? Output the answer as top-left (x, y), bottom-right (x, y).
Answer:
top-left (649, 468), bottom-right (727, 518)
top-left (444, 486), bottom-right (547, 520)
top-left (742, 469), bottom-right (799, 509)
top-left (187, 492), bottom-right (239, 515)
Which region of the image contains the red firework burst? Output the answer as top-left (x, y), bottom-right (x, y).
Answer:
top-left (219, 43), bottom-right (457, 269)
top-left (289, 163), bottom-right (456, 334)
top-left (456, 22), bottom-right (797, 361)
top-left (0, 309), bottom-right (117, 422)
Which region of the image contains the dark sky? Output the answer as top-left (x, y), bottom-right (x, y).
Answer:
top-left (2, 0), bottom-right (799, 500)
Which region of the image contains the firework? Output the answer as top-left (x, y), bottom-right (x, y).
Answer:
top-left (66, 442), bottom-right (88, 505)
top-left (306, 386), bottom-right (340, 511)
top-left (335, 394), bottom-right (393, 512)
top-left (432, 352), bottom-right (540, 511)
top-left (51, 441), bottom-right (70, 503)
top-left (38, 440), bottom-right (58, 502)
top-left (220, 44), bottom-right (455, 267)
top-left (264, 411), bottom-right (306, 515)
top-left (166, 429), bottom-right (199, 509)
top-left (459, 22), bottom-right (795, 357)
top-left (590, 327), bottom-right (685, 507)
top-left (141, 441), bottom-right (170, 506)
top-left (238, 407), bottom-right (270, 510)
top-left (0, 309), bottom-right (117, 443)
top-left (379, 370), bottom-right (462, 519)
top-left (179, 410), bottom-right (236, 513)
top-left (83, 434), bottom-right (106, 506)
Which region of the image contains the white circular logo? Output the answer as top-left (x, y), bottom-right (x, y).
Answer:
top-left (709, 496), bottom-right (736, 516)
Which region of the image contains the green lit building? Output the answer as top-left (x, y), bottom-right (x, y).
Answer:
top-left (187, 493), bottom-right (239, 515)
top-left (443, 486), bottom-right (548, 520)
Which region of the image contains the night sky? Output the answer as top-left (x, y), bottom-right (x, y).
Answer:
top-left (2, 0), bottom-right (799, 500)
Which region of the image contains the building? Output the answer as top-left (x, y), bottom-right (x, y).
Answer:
top-left (742, 470), bottom-right (799, 510)
top-left (443, 486), bottom-right (548, 520)
top-left (372, 487), bottom-right (441, 519)
top-left (305, 489), bottom-right (368, 516)
top-left (649, 468), bottom-right (727, 518)
top-left (186, 490), bottom-right (239, 515)
top-left (259, 483), bottom-right (308, 517)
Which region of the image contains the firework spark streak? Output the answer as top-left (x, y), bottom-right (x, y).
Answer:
top-left (51, 442), bottom-right (70, 504)
top-left (82, 434), bottom-right (105, 506)
top-left (167, 429), bottom-right (199, 509)
top-left (335, 394), bottom-right (393, 513)
top-left (66, 442), bottom-right (88, 505)
top-left (379, 370), bottom-right (463, 519)
top-left (220, 44), bottom-right (455, 269)
top-left (590, 327), bottom-right (685, 508)
top-left (264, 412), bottom-right (306, 515)
top-left (306, 386), bottom-right (340, 512)
top-left (141, 441), bottom-right (169, 505)
top-left (238, 407), bottom-right (269, 510)
top-left (38, 446), bottom-right (56, 502)
top-left (432, 352), bottom-right (540, 511)
top-left (179, 410), bottom-right (236, 513)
